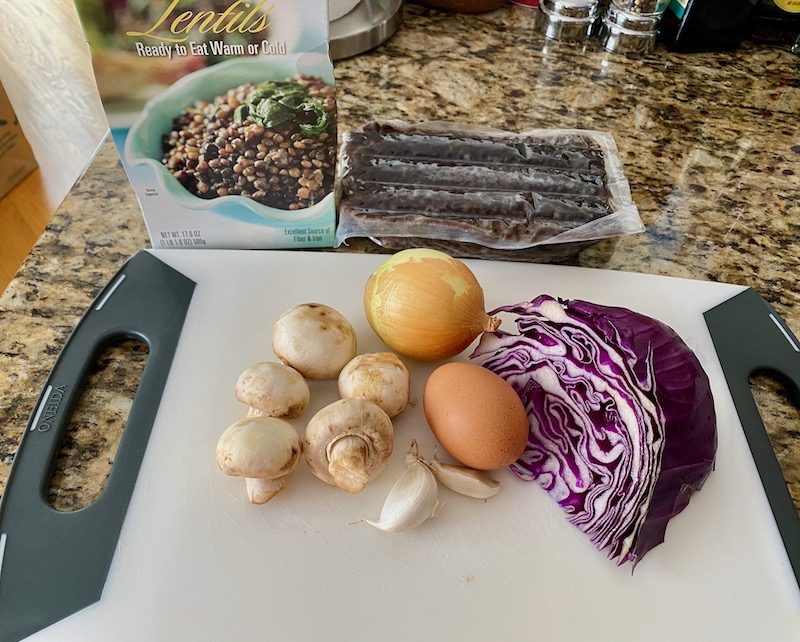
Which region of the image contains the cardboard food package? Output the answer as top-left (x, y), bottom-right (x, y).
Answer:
top-left (73, 0), bottom-right (337, 250)
top-left (0, 82), bottom-right (38, 201)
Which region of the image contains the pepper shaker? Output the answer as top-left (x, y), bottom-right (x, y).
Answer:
top-left (599, 0), bottom-right (668, 53)
top-left (611, 0), bottom-right (668, 14)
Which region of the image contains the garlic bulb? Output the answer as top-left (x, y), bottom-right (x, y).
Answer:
top-left (366, 444), bottom-right (440, 532)
top-left (364, 248), bottom-right (500, 361)
top-left (429, 459), bottom-right (501, 499)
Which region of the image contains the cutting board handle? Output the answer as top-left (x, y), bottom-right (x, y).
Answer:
top-left (0, 251), bottom-right (195, 642)
top-left (705, 288), bottom-right (800, 588)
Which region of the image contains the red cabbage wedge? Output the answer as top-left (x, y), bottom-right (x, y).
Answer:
top-left (471, 295), bottom-right (717, 566)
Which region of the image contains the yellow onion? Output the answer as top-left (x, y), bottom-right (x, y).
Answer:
top-left (364, 249), bottom-right (500, 361)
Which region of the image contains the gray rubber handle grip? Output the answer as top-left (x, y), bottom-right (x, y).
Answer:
top-left (705, 287), bottom-right (800, 589)
top-left (0, 251), bottom-right (195, 642)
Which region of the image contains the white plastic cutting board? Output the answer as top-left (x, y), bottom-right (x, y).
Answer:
top-left (27, 250), bottom-right (800, 641)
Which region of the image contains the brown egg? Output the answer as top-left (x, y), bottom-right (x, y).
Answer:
top-left (423, 362), bottom-right (529, 470)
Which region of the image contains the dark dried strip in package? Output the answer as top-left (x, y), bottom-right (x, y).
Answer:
top-left (334, 120), bottom-right (643, 262)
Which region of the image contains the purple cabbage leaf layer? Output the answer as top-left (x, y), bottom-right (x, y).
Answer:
top-left (471, 295), bottom-right (717, 566)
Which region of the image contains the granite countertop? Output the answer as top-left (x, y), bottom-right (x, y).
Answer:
top-left (1, 5), bottom-right (798, 516)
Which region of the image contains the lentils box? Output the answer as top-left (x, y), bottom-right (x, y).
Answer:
top-left (74, 0), bottom-right (337, 249)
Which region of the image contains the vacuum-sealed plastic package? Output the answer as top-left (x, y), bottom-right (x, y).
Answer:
top-left (334, 120), bottom-right (644, 262)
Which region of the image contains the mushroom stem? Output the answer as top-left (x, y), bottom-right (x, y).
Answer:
top-left (304, 398), bottom-right (394, 493)
top-left (327, 436), bottom-right (370, 494)
top-left (246, 477), bottom-right (285, 504)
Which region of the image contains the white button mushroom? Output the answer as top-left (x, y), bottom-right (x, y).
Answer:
top-left (235, 361), bottom-right (310, 419)
top-left (303, 398), bottom-right (394, 494)
top-left (216, 416), bottom-right (303, 504)
top-left (337, 352), bottom-right (410, 418)
top-left (272, 303), bottom-right (357, 380)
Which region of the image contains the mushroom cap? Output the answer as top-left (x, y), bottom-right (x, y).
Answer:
top-left (216, 416), bottom-right (303, 479)
top-left (338, 352), bottom-right (410, 418)
top-left (235, 361), bottom-right (310, 418)
top-left (303, 398), bottom-right (394, 487)
top-left (272, 303), bottom-right (357, 380)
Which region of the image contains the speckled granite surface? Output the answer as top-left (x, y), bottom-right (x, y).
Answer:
top-left (1, 5), bottom-right (798, 516)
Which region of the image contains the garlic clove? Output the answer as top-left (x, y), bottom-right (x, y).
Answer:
top-left (366, 451), bottom-right (440, 532)
top-left (429, 460), bottom-right (501, 499)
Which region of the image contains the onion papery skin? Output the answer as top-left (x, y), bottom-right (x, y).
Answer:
top-left (471, 295), bottom-right (717, 566)
top-left (364, 249), bottom-right (499, 361)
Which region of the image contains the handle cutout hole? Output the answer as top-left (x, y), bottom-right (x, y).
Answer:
top-left (750, 372), bottom-right (800, 514)
top-left (47, 337), bottom-right (149, 512)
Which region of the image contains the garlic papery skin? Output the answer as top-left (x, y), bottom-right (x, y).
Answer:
top-left (366, 450), bottom-right (440, 533)
top-left (364, 248), bottom-right (500, 362)
top-left (429, 460), bottom-right (501, 499)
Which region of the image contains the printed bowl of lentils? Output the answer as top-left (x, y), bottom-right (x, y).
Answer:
top-left (125, 56), bottom-right (337, 223)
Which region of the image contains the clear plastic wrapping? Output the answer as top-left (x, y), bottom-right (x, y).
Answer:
top-left (334, 120), bottom-right (644, 262)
